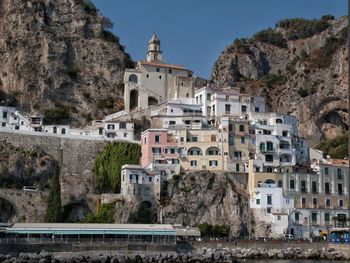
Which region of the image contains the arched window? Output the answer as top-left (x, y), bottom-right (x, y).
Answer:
top-left (128, 74), bottom-right (138, 83)
top-left (187, 147), bottom-right (202, 156)
top-left (276, 118), bottom-right (283, 124)
top-left (206, 147), bottom-right (220, 155)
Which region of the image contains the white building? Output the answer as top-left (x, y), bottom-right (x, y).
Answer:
top-left (120, 164), bottom-right (161, 204)
top-left (123, 34), bottom-right (194, 113)
top-left (151, 98), bottom-right (207, 129)
top-left (0, 106), bottom-right (32, 131)
top-left (194, 86), bottom-right (265, 121)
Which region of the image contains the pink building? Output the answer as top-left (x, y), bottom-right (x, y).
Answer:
top-left (141, 129), bottom-right (179, 168)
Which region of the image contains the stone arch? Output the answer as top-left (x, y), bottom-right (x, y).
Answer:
top-left (128, 74), bottom-right (138, 83)
top-left (62, 200), bottom-right (91, 222)
top-left (130, 89), bottom-right (139, 110)
top-left (0, 196), bottom-right (18, 223)
top-left (148, 96), bottom-right (158, 106)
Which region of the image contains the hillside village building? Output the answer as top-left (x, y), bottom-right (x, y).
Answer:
top-left (123, 34), bottom-right (194, 113)
top-left (0, 106), bottom-right (135, 141)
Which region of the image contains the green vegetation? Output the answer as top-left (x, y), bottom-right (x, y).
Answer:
top-left (44, 169), bottom-right (62, 223)
top-left (94, 142), bottom-right (141, 193)
top-left (228, 38), bottom-right (252, 54)
top-left (309, 27), bottom-right (347, 68)
top-left (102, 30), bottom-right (120, 43)
top-left (262, 74), bottom-right (287, 88)
top-left (83, 0), bottom-right (97, 14)
top-left (44, 105), bottom-right (70, 124)
top-left (83, 203), bottom-right (115, 223)
top-left (277, 17), bottom-right (330, 40)
top-left (129, 201), bottom-right (156, 224)
top-left (253, 28), bottom-right (287, 48)
top-left (197, 222), bottom-right (230, 237)
top-left (317, 132), bottom-right (348, 159)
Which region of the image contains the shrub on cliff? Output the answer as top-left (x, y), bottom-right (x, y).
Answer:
top-left (277, 17), bottom-right (330, 40)
top-left (44, 168), bottom-right (62, 223)
top-left (44, 105), bottom-right (70, 124)
top-left (94, 142), bottom-right (141, 193)
top-left (83, 203), bottom-right (115, 223)
top-left (317, 132), bottom-right (348, 159)
top-left (198, 222), bottom-right (230, 237)
top-left (254, 28), bottom-right (287, 48)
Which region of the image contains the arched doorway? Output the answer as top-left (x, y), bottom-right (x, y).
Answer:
top-left (148, 96), bottom-right (158, 106)
top-left (130, 90), bottom-right (138, 110)
top-left (0, 198), bottom-right (16, 223)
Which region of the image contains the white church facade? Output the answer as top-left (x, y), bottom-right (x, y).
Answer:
top-left (123, 34), bottom-right (195, 113)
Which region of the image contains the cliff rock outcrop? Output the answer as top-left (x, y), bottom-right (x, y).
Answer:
top-left (0, 0), bottom-right (132, 125)
top-left (211, 16), bottom-right (348, 145)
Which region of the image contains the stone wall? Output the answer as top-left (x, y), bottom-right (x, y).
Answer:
top-left (0, 131), bottom-right (112, 221)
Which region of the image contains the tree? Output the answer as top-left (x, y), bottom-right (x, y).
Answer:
top-left (44, 168), bottom-right (62, 223)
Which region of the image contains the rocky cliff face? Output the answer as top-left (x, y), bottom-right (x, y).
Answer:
top-left (0, 0), bottom-right (131, 125)
top-left (211, 16), bottom-right (348, 145)
top-left (161, 172), bottom-right (254, 236)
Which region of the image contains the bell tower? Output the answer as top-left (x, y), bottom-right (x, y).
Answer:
top-left (147, 33), bottom-right (163, 62)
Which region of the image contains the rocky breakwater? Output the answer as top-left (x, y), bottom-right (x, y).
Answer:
top-left (0, 247), bottom-right (348, 263)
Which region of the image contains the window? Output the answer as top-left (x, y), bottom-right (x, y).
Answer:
top-left (180, 137), bottom-right (184, 142)
top-left (236, 163), bottom-right (240, 172)
top-left (156, 68), bottom-right (160, 72)
top-left (228, 124), bottom-right (233, 132)
top-left (295, 213), bottom-right (300, 221)
top-left (191, 160), bottom-right (197, 167)
top-left (225, 104), bottom-right (231, 114)
top-left (267, 195), bottom-right (272, 205)
top-left (241, 105), bottom-right (247, 112)
top-left (267, 208), bottom-right (271, 214)
top-left (339, 200), bottom-right (343, 207)
top-left (301, 197), bottom-right (306, 207)
top-left (225, 95), bottom-right (229, 101)
top-left (256, 199), bottom-right (260, 205)
top-left (266, 142), bottom-right (273, 151)
top-left (15, 126), bottom-right (19, 130)
top-left (155, 135), bottom-right (160, 143)
top-left (312, 181), bottom-right (317, 193)
top-left (325, 182), bottom-right (330, 194)
top-left (240, 137), bottom-right (245, 144)
top-left (325, 167), bottom-right (329, 175)
top-left (212, 104), bottom-right (215, 113)
top-left (186, 93), bottom-right (189, 97)
top-left (276, 118), bottom-right (283, 124)
top-left (282, 131), bottom-right (289, 137)
top-left (144, 137), bottom-right (147, 144)
top-left (277, 215), bottom-right (281, 221)
top-left (211, 135), bottom-right (216, 142)
top-left (239, 125), bottom-right (245, 132)
top-left (338, 184), bottom-right (343, 195)
top-left (152, 147), bottom-right (161, 156)
top-left (107, 124), bottom-right (115, 130)
top-left (170, 148), bottom-right (176, 154)
top-left (325, 213), bottom-right (330, 222)
top-left (168, 69), bottom-right (172, 74)
top-left (159, 75), bottom-right (162, 79)
top-left (149, 177), bottom-right (152, 182)
top-left (313, 198), bottom-right (317, 206)
top-left (326, 199), bottom-right (330, 207)
top-left (301, 180), bottom-right (306, 193)
top-left (192, 136), bottom-right (198, 142)
top-left (62, 128), bottom-right (66, 135)
top-left (124, 133), bottom-right (127, 137)
top-left (337, 169), bottom-right (343, 179)
top-left (311, 213), bottom-right (317, 222)
top-left (2, 111), bottom-right (7, 119)
top-left (53, 127), bottom-right (57, 134)
top-left (290, 180), bottom-right (295, 189)
top-left (119, 122), bottom-right (126, 129)
top-left (265, 154), bottom-right (273, 162)
top-left (146, 74), bottom-right (149, 78)
top-left (199, 95), bottom-right (203, 104)
top-left (209, 160), bottom-right (218, 167)
top-left (229, 136), bottom-right (234, 146)
top-left (255, 107), bottom-right (259, 112)
top-left (207, 93), bottom-right (211, 101)
top-left (169, 121), bottom-right (176, 125)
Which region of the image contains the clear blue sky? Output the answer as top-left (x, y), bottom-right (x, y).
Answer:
top-left (92, 0), bottom-right (347, 79)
